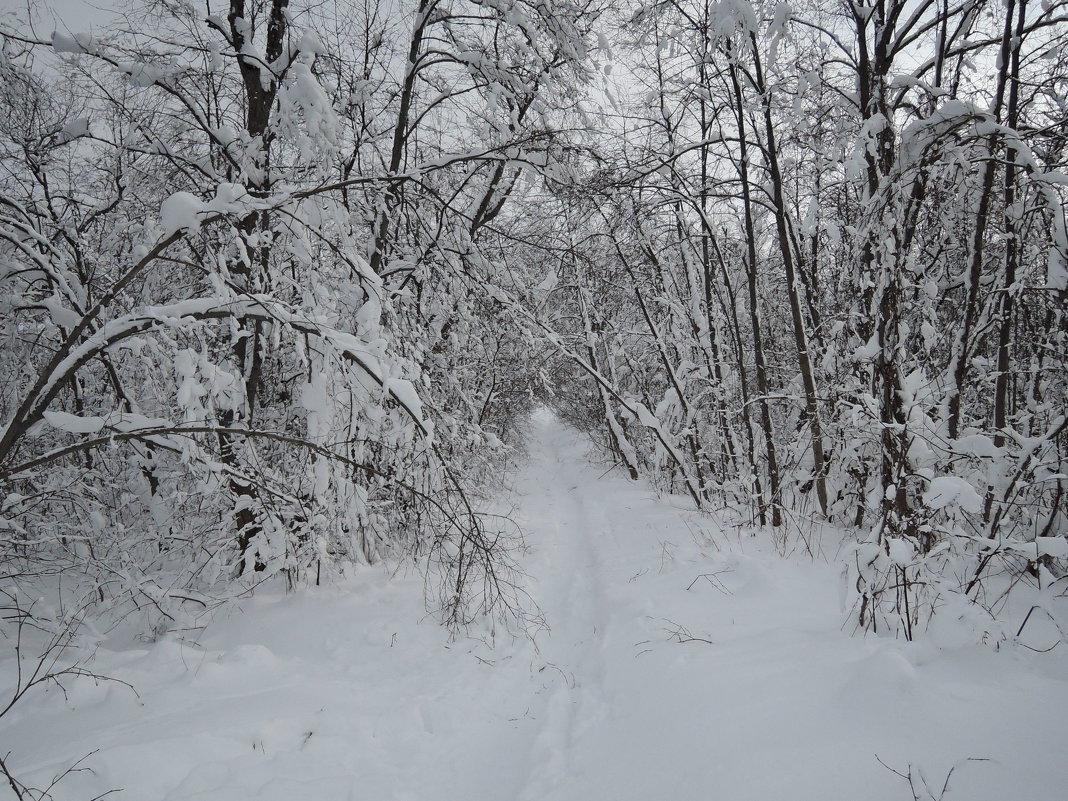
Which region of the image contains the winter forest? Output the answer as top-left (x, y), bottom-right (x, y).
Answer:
top-left (1, 0), bottom-right (1067, 798)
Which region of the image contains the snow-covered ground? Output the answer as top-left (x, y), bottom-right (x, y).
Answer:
top-left (4, 411), bottom-right (1067, 800)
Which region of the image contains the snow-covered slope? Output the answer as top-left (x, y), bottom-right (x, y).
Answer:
top-left (4, 411), bottom-right (1067, 800)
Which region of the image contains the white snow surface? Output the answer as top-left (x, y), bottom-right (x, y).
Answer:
top-left (4, 411), bottom-right (1067, 800)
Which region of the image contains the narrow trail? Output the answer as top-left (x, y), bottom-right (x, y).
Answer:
top-left (508, 410), bottom-right (741, 801)
top-left (515, 414), bottom-right (616, 801)
top-left (4, 411), bottom-right (1066, 801)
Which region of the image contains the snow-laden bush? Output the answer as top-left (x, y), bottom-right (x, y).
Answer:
top-left (0, 0), bottom-right (598, 647)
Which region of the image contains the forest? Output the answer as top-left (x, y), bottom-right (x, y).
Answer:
top-left (1, 0), bottom-right (1066, 797)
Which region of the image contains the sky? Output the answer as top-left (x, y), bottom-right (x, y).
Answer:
top-left (21, 0), bottom-right (120, 36)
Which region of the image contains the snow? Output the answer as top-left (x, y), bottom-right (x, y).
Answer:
top-left (57, 117), bottom-right (91, 142)
top-left (381, 376), bottom-right (424, 427)
top-left (206, 183), bottom-right (251, 215)
top-left (160, 192), bottom-right (206, 236)
top-left (42, 409), bottom-right (106, 434)
top-left (51, 30), bottom-right (96, 55)
top-left (633, 401), bottom-right (660, 428)
top-left (923, 475), bottom-right (984, 514)
top-left (3, 412), bottom-right (1067, 800)
top-left (887, 537), bottom-right (915, 567)
top-left (1036, 536), bottom-right (1068, 559)
top-left (40, 294), bottom-right (82, 328)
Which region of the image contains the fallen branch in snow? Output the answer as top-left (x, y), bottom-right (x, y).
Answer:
top-left (685, 570), bottom-right (733, 594)
top-left (875, 754), bottom-right (991, 801)
top-left (0, 749), bottom-right (121, 801)
top-left (657, 618), bottom-right (715, 647)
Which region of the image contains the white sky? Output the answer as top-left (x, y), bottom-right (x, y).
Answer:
top-left (21, 0), bottom-right (120, 37)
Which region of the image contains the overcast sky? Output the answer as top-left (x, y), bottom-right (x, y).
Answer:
top-left (25, 0), bottom-right (120, 37)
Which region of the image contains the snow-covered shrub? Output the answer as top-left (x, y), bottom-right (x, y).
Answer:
top-left (0, 0), bottom-right (598, 643)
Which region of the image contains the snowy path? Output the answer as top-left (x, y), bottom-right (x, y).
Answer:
top-left (4, 411), bottom-right (1068, 800)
